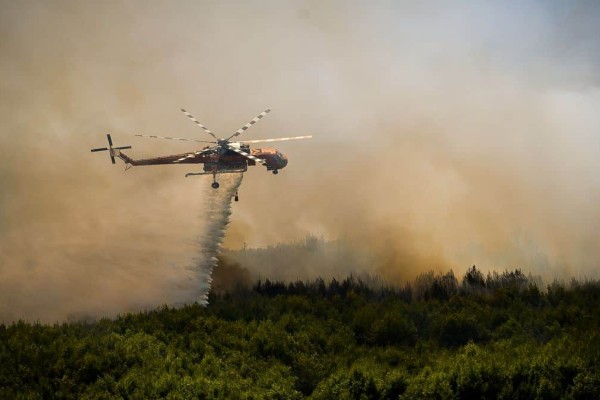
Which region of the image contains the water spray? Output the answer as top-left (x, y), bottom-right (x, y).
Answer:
top-left (174, 173), bottom-right (244, 305)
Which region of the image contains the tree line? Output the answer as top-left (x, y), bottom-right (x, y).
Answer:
top-left (1, 266), bottom-right (599, 399)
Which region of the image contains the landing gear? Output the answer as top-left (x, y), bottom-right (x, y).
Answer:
top-left (210, 171), bottom-right (220, 189)
top-left (272, 169), bottom-right (279, 175)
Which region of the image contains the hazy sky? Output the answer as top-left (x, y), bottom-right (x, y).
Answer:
top-left (1, 0), bottom-right (599, 321)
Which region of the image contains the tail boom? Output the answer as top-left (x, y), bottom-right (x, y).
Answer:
top-left (111, 149), bottom-right (211, 166)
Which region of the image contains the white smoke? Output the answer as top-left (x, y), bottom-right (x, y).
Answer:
top-left (171, 173), bottom-right (244, 306)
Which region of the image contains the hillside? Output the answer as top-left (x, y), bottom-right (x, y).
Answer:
top-left (1, 266), bottom-right (599, 399)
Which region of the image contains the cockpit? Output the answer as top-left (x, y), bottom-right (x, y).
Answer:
top-left (275, 151), bottom-right (288, 166)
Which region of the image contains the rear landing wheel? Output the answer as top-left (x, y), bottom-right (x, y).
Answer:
top-left (211, 182), bottom-right (220, 189)
top-left (272, 170), bottom-right (278, 175)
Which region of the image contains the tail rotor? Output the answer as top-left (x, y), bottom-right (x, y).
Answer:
top-left (91, 134), bottom-right (132, 164)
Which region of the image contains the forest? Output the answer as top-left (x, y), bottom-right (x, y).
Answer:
top-left (1, 264), bottom-right (599, 399)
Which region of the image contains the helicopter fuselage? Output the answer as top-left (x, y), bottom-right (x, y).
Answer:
top-left (115, 146), bottom-right (288, 172)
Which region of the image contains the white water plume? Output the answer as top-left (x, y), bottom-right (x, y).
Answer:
top-left (172, 173), bottom-right (244, 306)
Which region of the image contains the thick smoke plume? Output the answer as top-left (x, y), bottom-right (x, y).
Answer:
top-left (1, 1), bottom-right (600, 321)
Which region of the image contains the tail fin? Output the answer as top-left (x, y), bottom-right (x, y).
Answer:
top-left (112, 149), bottom-right (136, 166)
top-left (90, 134), bottom-right (132, 165)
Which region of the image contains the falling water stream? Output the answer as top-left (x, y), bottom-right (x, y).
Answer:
top-left (172, 173), bottom-right (244, 306)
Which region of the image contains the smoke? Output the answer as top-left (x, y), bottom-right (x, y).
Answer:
top-left (211, 255), bottom-right (253, 295)
top-left (0, 170), bottom-right (242, 323)
top-left (219, 1), bottom-right (600, 282)
top-left (1, 1), bottom-right (600, 321)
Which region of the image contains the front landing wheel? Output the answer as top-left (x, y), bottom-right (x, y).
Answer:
top-left (272, 170), bottom-right (279, 175)
top-left (211, 182), bottom-right (220, 189)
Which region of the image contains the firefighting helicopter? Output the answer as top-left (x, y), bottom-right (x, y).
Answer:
top-left (91, 108), bottom-right (312, 197)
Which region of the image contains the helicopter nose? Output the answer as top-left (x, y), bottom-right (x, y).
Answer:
top-left (280, 154), bottom-right (288, 168)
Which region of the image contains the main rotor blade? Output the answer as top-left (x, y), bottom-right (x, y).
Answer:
top-left (114, 146), bottom-right (132, 150)
top-left (173, 153), bottom-right (196, 163)
top-left (195, 146), bottom-right (216, 154)
top-left (226, 108), bottom-right (271, 141)
top-left (110, 155), bottom-right (116, 164)
top-left (239, 135), bottom-right (313, 144)
top-left (180, 109), bottom-right (218, 140)
top-left (227, 145), bottom-right (266, 165)
top-left (91, 147), bottom-right (109, 152)
top-left (134, 134), bottom-right (215, 144)
top-left (107, 134), bottom-right (113, 146)
top-left (173, 147), bottom-right (215, 163)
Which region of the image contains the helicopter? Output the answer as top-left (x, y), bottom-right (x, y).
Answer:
top-left (91, 108), bottom-right (312, 198)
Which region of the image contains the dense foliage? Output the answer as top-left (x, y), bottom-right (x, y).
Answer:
top-left (1, 266), bottom-right (599, 399)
